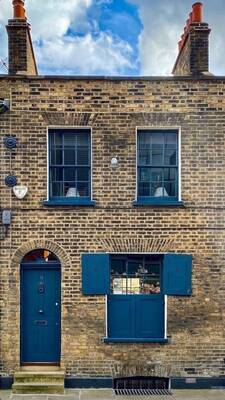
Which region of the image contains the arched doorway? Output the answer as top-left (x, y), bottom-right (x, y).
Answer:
top-left (20, 249), bottom-right (61, 364)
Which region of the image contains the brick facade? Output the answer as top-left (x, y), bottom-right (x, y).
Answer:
top-left (1, 75), bottom-right (225, 379)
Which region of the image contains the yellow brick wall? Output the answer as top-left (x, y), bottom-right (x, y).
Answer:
top-left (0, 76), bottom-right (225, 377)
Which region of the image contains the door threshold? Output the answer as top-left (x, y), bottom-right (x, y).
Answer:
top-left (20, 365), bottom-right (61, 371)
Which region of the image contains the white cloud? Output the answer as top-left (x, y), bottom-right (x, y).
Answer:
top-left (27, 0), bottom-right (93, 40)
top-left (0, 0), bottom-right (134, 75)
top-left (36, 33), bottom-right (133, 75)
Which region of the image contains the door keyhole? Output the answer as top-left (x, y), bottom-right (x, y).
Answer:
top-left (38, 282), bottom-right (45, 294)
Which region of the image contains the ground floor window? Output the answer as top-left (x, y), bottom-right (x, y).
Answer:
top-left (82, 251), bottom-right (192, 343)
top-left (111, 254), bottom-right (161, 294)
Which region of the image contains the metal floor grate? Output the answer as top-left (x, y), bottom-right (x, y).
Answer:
top-left (114, 388), bottom-right (173, 396)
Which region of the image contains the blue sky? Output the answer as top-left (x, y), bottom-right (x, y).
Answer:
top-left (0, 0), bottom-right (224, 76)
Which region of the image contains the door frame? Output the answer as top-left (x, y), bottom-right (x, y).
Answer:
top-left (20, 261), bottom-right (61, 365)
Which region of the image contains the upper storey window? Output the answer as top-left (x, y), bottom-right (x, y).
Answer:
top-left (136, 130), bottom-right (180, 205)
top-left (48, 129), bottom-right (92, 204)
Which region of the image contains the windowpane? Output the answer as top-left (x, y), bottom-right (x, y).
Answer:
top-left (143, 262), bottom-right (160, 294)
top-left (64, 133), bottom-right (76, 146)
top-left (56, 168), bottom-right (63, 181)
top-left (111, 259), bottom-right (126, 276)
top-left (139, 133), bottom-right (151, 148)
top-left (164, 168), bottom-right (176, 181)
top-left (50, 150), bottom-right (55, 164)
top-left (164, 149), bottom-right (176, 165)
top-left (152, 148), bottom-right (163, 165)
top-left (139, 168), bottom-right (150, 182)
top-left (77, 168), bottom-right (89, 181)
top-left (64, 168), bottom-right (75, 181)
top-left (127, 261), bottom-right (141, 276)
top-left (51, 182), bottom-right (63, 197)
top-left (164, 181), bottom-right (176, 196)
top-left (50, 167), bottom-right (63, 181)
top-left (151, 133), bottom-right (164, 148)
top-left (54, 132), bottom-right (62, 146)
top-left (77, 133), bottom-right (89, 146)
top-left (151, 168), bottom-right (163, 181)
top-left (77, 147), bottom-right (89, 165)
top-left (111, 259), bottom-right (126, 294)
top-left (50, 168), bottom-right (55, 181)
top-left (77, 181), bottom-right (89, 197)
top-left (55, 149), bottom-right (63, 165)
top-left (64, 148), bottom-right (75, 165)
top-left (164, 132), bottom-right (177, 148)
top-left (138, 149), bottom-right (150, 165)
top-left (139, 182), bottom-right (150, 196)
top-left (50, 134), bottom-right (54, 147)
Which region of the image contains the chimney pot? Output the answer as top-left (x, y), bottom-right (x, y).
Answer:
top-left (192, 2), bottom-right (203, 23)
top-left (13, 0), bottom-right (26, 19)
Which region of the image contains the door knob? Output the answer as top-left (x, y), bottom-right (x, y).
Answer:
top-left (39, 309), bottom-right (44, 314)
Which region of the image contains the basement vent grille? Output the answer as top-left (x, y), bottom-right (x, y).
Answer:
top-left (113, 376), bottom-right (172, 396)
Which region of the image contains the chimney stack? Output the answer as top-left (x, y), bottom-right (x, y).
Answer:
top-left (172, 3), bottom-right (211, 76)
top-left (6, 0), bottom-right (38, 75)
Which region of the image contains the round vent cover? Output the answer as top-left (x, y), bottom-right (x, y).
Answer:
top-left (4, 136), bottom-right (17, 149)
top-left (5, 175), bottom-right (17, 187)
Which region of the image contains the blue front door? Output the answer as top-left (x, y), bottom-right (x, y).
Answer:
top-left (20, 264), bottom-right (61, 363)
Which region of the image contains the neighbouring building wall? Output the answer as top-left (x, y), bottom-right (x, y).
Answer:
top-left (0, 76), bottom-right (225, 378)
top-left (172, 3), bottom-right (211, 76)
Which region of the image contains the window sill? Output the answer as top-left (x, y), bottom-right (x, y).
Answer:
top-left (133, 199), bottom-right (184, 207)
top-left (43, 199), bottom-right (96, 207)
top-left (103, 337), bottom-right (169, 344)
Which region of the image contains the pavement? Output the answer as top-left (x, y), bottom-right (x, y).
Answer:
top-left (0, 389), bottom-right (225, 400)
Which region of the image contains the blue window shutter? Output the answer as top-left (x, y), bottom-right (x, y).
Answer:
top-left (162, 254), bottom-right (192, 296)
top-left (82, 253), bottom-right (110, 295)
top-left (135, 295), bottom-right (164, 338)
top-left (107, 295), bottom-right (135, 338)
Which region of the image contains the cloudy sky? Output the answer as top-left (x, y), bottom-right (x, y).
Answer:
top-left (0, 0), bottom-right (224, 76)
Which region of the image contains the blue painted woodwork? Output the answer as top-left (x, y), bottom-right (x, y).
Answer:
top-left (162, 253), bottom-right (192, 296)
top-left (107, 295), bottom-right (165, 339)
top-left (82, 253), bottom-right (110, 295)
top-left (20, 263), bottom-right (61, 363)
top-left (43, 199), bottom-right (96, 206)
top-left (107, 295), bottom-right (135, 338)
top-left (133, 199), bottom-right (184, 206)
top-left (135, 295), bottom-right (164, 338)
top-left (103, 338), bottom-right (168, 343)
